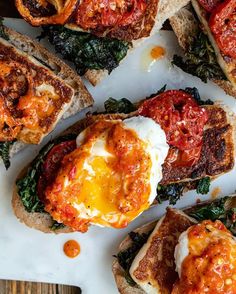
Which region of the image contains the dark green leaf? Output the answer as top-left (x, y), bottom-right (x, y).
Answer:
top-left (50, 221), bottom-right (65, 231)
top-left (196, 177), bottom-right (211, 195)
top-left (0, 17), bottom-right (9, 40)
top-left (0, 141), bottom-right (14, 169)
top-left (183, 87), bottom-right (214, 105)
top-left (147, 85), bottom-right (167, 99)
top-left (104, 97), bottom-right (136, 114)
top-left (189, 196), bottom-right (236, 236)
top-left (156, 183), bottom-right (184, 205)
top-left (172, 31), bottom-right (226, 83)
top-left (16, 134), bottom-right (76, 213)
top-left (189, 197), bottom-right (227, 221)
top-left (116, 231), bottom-right (150, 286)
top-left (39, 25), bottom-right (130, 76)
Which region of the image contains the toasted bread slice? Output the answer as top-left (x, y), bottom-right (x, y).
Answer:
top-left (1, 25), bottom-right (93, 159)
top-left (12, 102), bottom-right (236, 233)
top-left (129, 208), bottom-right (196, 293)
top-left (112, 196), bottom-right (236, 293)
top-left (169, 5), bottom-right (236, 98)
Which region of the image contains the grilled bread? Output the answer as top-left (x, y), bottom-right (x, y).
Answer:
top-left (12, 97), bottom-right (236, 233)
top-left (0, 25), bottom-right (93, 162)
top-left (112, 196), bottom-right (236, 293)
top-left (170, 4), bottom-right (236, 98)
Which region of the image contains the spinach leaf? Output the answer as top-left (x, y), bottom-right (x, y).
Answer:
top-left (104, 98), bottom-right (136, 114)
top-left (172, 31), bottom-right (226, 83)
top-left (189, 197), bottom-right (227, 221)
top-left (0, 17), bottom-right (8, 40)
top-left (183, 87), bottom-right (214, 105)
top-left (39, 25), bottom-right (130, 76)
top-left (189, 197), bottom-right (236, 235)
top-left (16, 134), bottom-right (76, 213)
top-left (147, 84), bottom-right (167, 99)
top-left (116, 231), bottom-right (150, 286)
top-left (196, 177), bottom-right (211, 195)
top-left (156, 183), bottom-right (185, 205)
top-left (0, 141), bottom-right (14, 170)
top-left (50, 221), bottom-right (65, 231)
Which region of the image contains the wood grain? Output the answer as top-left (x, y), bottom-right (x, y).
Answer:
top-left (0, 280), bottom-right (81, 294)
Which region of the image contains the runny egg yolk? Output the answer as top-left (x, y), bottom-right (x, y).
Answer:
top-left (173, 220), bottom-right (236, 294)
top-left (45, 119), bottom-right (157, 232)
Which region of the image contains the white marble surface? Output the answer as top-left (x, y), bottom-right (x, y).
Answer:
top-left (1, 18), bottom-right (236, 294)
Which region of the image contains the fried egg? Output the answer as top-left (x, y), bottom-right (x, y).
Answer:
top-left (45, 116), bottom-right (168, 232)
top-left (173, 220), bottom-right (236, 293)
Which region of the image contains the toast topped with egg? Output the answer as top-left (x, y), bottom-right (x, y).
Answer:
top-left (170, 1), bottom-right (236, 98)
top-left (15, 0), bottom-right (190, 85)
top-left (112, 195), bottom-right (236, 293)
top-left (13, 87), bottom-right (236, 234)
top-left (0, 22), bottom-right (93, 169)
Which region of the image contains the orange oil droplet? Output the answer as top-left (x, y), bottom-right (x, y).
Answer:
top-left (150, 46), bottom-right (166, 60)
top-left (63, 240), bottom-right (80, 258)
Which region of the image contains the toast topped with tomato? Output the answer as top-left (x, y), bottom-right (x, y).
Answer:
top-left (15, 0), bottom-right (190, 85)
top-left (0, 22), bottom-right (93, 169)
top-left (170, 0), bottom-right (236, 98)
top-left (12, 87), bottom-right (236, 234)
top-left (112, 196), bottom-right (236, 293)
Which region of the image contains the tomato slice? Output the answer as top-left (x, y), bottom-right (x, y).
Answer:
top-left (15, 0), bottom-right (77, 26)
top-left (138, 90), bottom-right (208, 151)
top-left (198, 0), bottom-right (222, 12)
top-left (75, 0), bottom-right (147, 30)
top-left (37, 140), bottom-right (76, 202)
top-left (209, 0), bottom-right (236, 58)
top-left (165, 145), bottom-right (203, 167)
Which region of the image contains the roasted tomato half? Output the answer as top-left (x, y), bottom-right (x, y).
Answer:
top-left (75, 0), bottom-right (147, 30)
top-left (138, 90), bottom-right (208, 150)
top-left (37, 140), bottom-right (76, 202)
top-left (15, 0), bottom-right (78, 26)
top-left (209, 0), bottom-right (236, 58)
top-left (138, 90), bottom-right (208, 167)
top-left (198, 0), bottom-right (222, 12)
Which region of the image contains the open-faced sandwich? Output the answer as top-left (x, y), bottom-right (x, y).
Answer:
top-left (112, 195), bottom-right (236, 293)
top-left (170, 0), bottom-right (236, 98)
top-left (13, 86), bottom-right (236, 233)
top-left (0, 20), bottom-right (93, 169)
top-left (15, 0), bottom-right (190, 85)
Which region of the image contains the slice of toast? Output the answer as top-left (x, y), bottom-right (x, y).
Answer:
top-left (12, 102), bottom-right (236, 233)
top-left (1, 25), bottom-right (93, 159)
top-left (169, 5), bottom-right (236, 98)
top-left (112, 196), bottom-right (236, 293)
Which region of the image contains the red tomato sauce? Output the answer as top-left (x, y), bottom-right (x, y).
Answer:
top-left (75, 0), bottom-right (147, 30)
